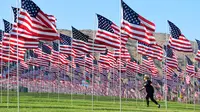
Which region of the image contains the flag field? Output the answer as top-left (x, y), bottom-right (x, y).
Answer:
top-left (0, 91), bottom-right (199, 112)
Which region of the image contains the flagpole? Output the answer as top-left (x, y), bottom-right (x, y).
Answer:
top-left (91, 15), bottom-right (97, 111)
top-left (16, 0), bottom-right (20, 111)
top-left (57, 41), bottom-right (61, 102)
top-left (0, 23), bottom-right (3, 104)
top-left (193, 45), bottom-right (196, 111)
top-left (6, 18), bottom-right (12, 109)
top-left (164, 24), bottom-right (168, 111)
top-left (135, 41), bottom-right (138, 108)
top-left (70, 30), bottom-right (73, 108)
top-left (183, 55), bottom-right (188, 109)
top-left (119, 0), bottom-right (123, 111)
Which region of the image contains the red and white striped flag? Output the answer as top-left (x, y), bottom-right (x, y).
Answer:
top-left (168, 20), bottom-right (193, 52)
top-left (95, 14), bottom-right (120, 49)
top-left (138, 42), bottom-right (163, 61)
top-left (121, 0), bottom-right (156, 45)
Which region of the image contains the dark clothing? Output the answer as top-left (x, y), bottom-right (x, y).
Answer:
top-left (144, 80), bottom-right (158, 106)
top-left (146, 94), bottom-right (158, 106)
top-left (144, 80), bottom-right (154, 94)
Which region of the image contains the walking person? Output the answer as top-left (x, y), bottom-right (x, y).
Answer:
top-left (140, 75), bottom-right (160, 108)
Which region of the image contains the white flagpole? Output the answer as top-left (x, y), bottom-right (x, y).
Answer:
top-left (193, 44), bottom-right (196, 111)
top-left (6, 31), bottom-right (10, 109)
top-left (91, 15), bottom-right (96, 111)
top-left (135, 41), bottom-right (138, 107)
top-left (119, 0), bottom-right (122, 111)
top-left (0, 24), bottom-right (3, 104)
top-left (70, 30), bottom-right (74, 108)
top-left (164, 21), bottom-right (169, 111)
top-left (16, 0), bottom-right (20, 111)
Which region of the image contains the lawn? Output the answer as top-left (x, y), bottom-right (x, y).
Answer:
top-left (0, 91), bottom-right (199, 112)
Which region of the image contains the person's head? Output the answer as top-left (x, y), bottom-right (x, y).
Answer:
top-left (144, 75), bottom-right (149, 81)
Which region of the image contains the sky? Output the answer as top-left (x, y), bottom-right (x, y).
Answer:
top-left (0, 0), bottom-right (200, 41)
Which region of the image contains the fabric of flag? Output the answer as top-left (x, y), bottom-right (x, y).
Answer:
top-left (95, 14), bottom-right (120, 48)
top-left (6, 10), bottom-right (40, 49)
top-left (185, 56), bottom-right (195, 76)
top-left (52, 42), bottom-right (67, 64)
top-left (195, 39), bottom-right (200, 62)
top-left (72, 26), bottom-right (91, 54)
top-left (142, 56), bottom-right (158, 76)
top-left (126, 60), bottom-right (139, 73)
top-left (59, 33), bottom-right (72, 55)
top-left (1, 20), bottom-right (26, 62)
top-left (21, 0), bottom-right (57, 32)
top-left (13, 6), bottom-right (58, 41)
top-left (138, 42), bottom-right (163, 61)
top-left (35, 43), bottom-right (52, 63)
top-left (114, 48), bottom-right (131, 61)
top-left (164, 45), bottom-right (178, 69)
top-left (168, 20), bottom-right (193, 52)
top-left (121, 0), bottom-right (156, 45)
top-left (99, 52), bottom-right (111, 68)
top-left (72, 27), bottom-right (106, 54)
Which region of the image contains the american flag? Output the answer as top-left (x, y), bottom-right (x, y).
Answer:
top-left (185, 56), bottom-right (195, 76)
top-left (114, 47), bottom-right (131, 61)
top-left (177, 67), bottom-right (184, 80)
top-left (164, 45), bottom-right (178, 69)
top-left (126, 60), bottom-right (139, 73)
top-left (74, 57), bottom-right (85, 67)
top-left (36, 42), bottom-right (52, 63)
top-left (52, 42), bottom-right (67, 64)
top-left (195, 39), bottom-right (200, 62)
top-left (95, 14), bottom-right (120, 48)
top-left (138, 42), bottom-right (163, 61)
top-left (85, 54), bottom-right (95, 73)
top-left (72, 26), bottom-right (106, 54)
top-left (14, 5), bottom-right (58, 41)
top-left (142, 56), bottom-right (158, 76)
top-left (121, 0), bottom-right (156, 45)
top-left (31, 49), bottom-right (49, 67)
top-left (1, 20), bottom-right (25, 62)
top-left (168, 20), bottom-right (193, 52)
top-left (59, 33), bottom-right (72, 55)
top-left (99, 52), bottom-right (111, 68)
top-left (21, 0), bottom-right (57, 33)
top-left (4, 11), bottom-right (39, 49)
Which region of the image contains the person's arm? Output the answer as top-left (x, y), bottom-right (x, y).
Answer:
top-left (140, 87), bottom-right (144, 91)
top-left (139, 86), bottom-right (145, 91)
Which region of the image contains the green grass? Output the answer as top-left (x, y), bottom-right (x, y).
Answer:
top-left (0, 91), bottom-right (199, 112)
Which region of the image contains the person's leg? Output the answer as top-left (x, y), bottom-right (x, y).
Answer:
top-left (150, 95), bottom-right (160, 108)
top-left (146, 95), bottom-right (150, 107)
top-left (150, 95), bottom-right (158, 105)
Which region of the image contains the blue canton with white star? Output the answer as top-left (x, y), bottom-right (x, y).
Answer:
top-left (60, 33), bottom-right (72, 46)
top-left (53, 42), bottom-right (59, 51)
top-left (168, 20), bottom-right (182, 39)
top-left (72, 26), bottom-right (89, 42)
top-left (97, 14), bottom-right (114, 33)
top-left (122, 1), bottom-right (140, 25)
top-left (12, 7), bottom-right (19, 23)
top-left (3, 19), bottom-right (12, 33)
top-left (21, 0), bottom-right (40, 18)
